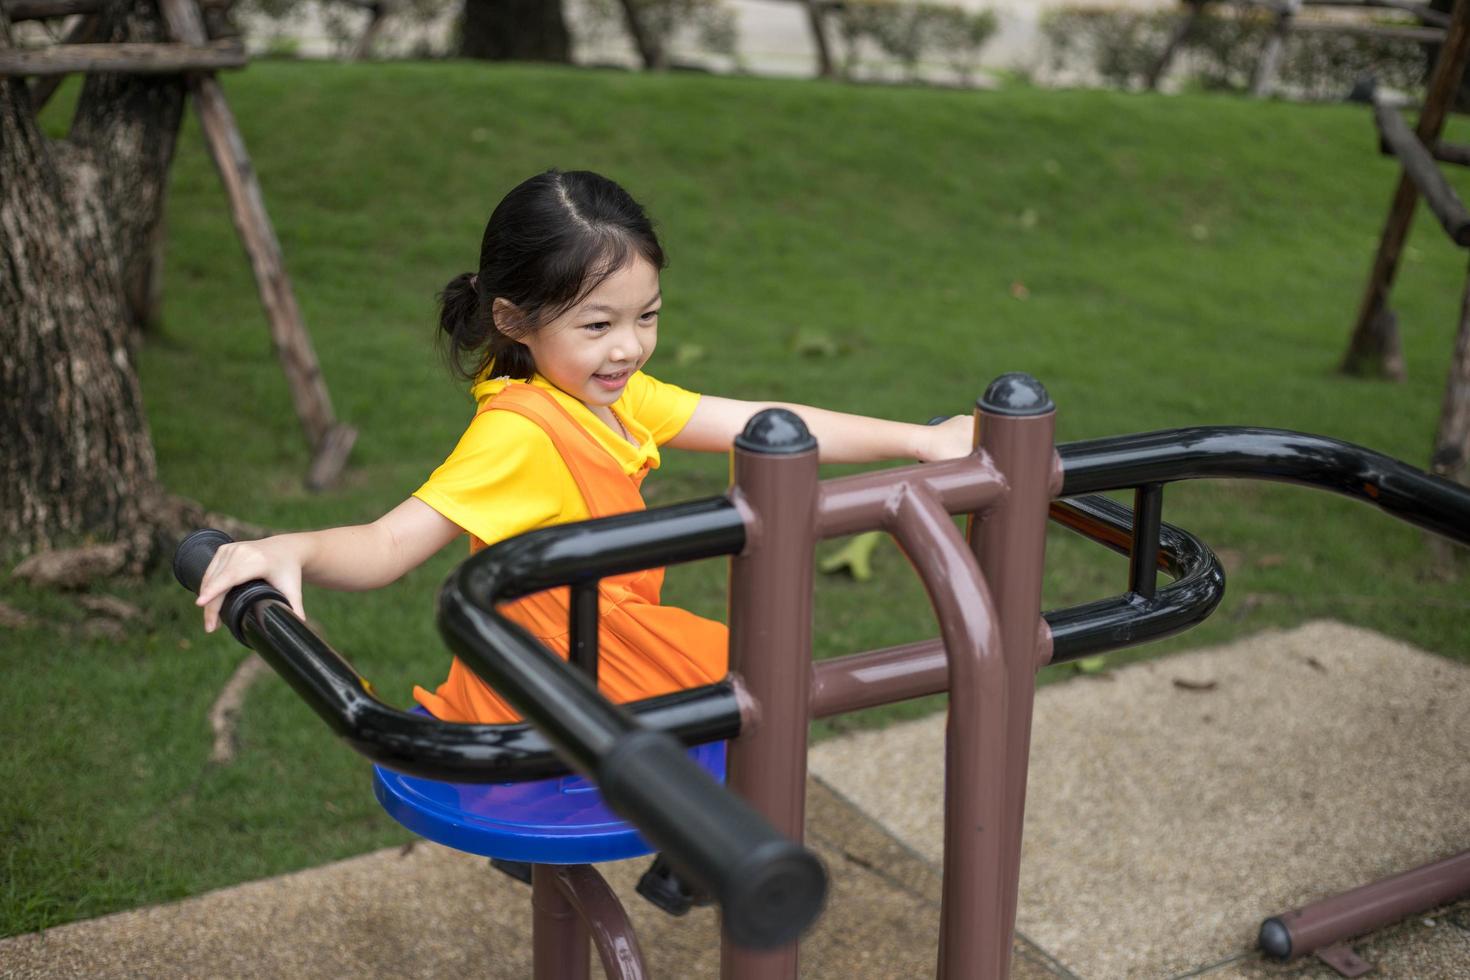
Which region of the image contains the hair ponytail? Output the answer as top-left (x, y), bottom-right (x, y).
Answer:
top-left (436, 271), bottom-right (535, 381)
top-left (437, 169), bottom-right (666, 385)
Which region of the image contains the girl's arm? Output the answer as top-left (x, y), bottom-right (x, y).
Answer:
top-left (195, 496), bottom-right (463, 633)
top-left (668, 395), bottom-right (974, 464)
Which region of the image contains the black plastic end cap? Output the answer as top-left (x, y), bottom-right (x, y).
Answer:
top-left (174, 528), bottom-right (233, 594)
top-left (979, 373), bottom-right (1054, 417)
top-left (734, 408), bottom-right (817, 455)
top-left (1258, 917), bottom-right (1293, 960)
top-left (722, 841), bottom-right (828, 950)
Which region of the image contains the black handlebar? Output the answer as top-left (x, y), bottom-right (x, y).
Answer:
top-left (173, 528), bottom-right (825, 950)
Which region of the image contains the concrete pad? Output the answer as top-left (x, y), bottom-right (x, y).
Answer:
top-left (0, 778), bottom-right (1065, 979)
top-left (808, 621), bottom-right (1470, 978)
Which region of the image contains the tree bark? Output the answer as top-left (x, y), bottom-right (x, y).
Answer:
top-left (0, 0), bottom-right (184, 567)
top-left (460, 0), bottom-right (570, 62)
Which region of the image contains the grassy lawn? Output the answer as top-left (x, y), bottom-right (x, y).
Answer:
top-left (4, 61), bottom-right (1469, 937)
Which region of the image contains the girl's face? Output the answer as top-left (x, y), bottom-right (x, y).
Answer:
top-left (514, 255), bottom-right (661, 408)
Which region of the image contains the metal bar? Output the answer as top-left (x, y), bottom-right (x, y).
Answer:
top-left (892, 484), bottom-right (1007, 980)
top-left (721, 410), bottom-right (821, 980)
top-left (1129, 484), bottom-right (1164, 598)
top-left (569, 579), bottom-right (599, 684)
top-left (1057, 426), bottom-right (1470, 547)
top-left (1374, 100), bottom-right (1470, 246)
top-left (816, 451), bottom-right (1006, 538)
top-left (1045, 496), bottom-right (1225, 664)
top-left (533, 865), bottom-right (591, 980)
top-left (1260, 850), bottom-right (1470, 960)
top-left (808, 491), bottom-right (1225, 715)
top-left (809, 639), bottom-right (947, 717)
top-left (551, 865), bottom-right (649, 980)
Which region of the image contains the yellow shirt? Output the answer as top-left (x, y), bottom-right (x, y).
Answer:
top-left (413, 370), bottom-right (701, 546)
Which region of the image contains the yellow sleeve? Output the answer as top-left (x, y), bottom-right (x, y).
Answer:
top-left (413, 409), bottom-right (570, 548)
top-left (624, 371), bottom-right (701, 446)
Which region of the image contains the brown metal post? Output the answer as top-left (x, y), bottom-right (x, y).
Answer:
top-left (551, 864), bottom-right (649, 980)
top-left (886, 485), bottom-right (1007, 979)
top-left (721, 409), bottom-right (820, 980)
top-left (959, 373), bottom-right (1056, 977)
top-left (532, 864), bottom-right (590, 980)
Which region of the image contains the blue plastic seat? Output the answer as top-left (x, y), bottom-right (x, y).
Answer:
top-left (373, 740), bottom-right (727, 865)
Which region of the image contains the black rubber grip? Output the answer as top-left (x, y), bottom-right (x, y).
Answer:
top-left (173, 528), bottom-right (233, 593)
top-left (174, 528), bottom-right (289, 645)
top-left (597, 729), bottom-right (827, 949)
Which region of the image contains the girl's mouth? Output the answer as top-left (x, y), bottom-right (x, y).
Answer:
top-left (593, 369), bottom-right (630, 390)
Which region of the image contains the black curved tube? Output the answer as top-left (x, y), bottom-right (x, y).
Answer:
top-left (1044, 494), bottom-right (1226, 663)
top-left (172, 519), bottom-right (745, 783)
top-left (1059, 426), bottom-right (1470, 547)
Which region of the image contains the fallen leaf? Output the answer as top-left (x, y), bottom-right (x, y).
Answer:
top-left (819, 532), bottom-right (883, 581)
top-left (791, 328), bottom-right (840, 358)
top-left (1172, 678), bottom-right (1217, 692)
top-left (1009, 280), bottom-right (1030, 301)
top-left (1255, 554), bottom-right (1287, 569)
top-left (1305, 656), bottom-right (1326, 672)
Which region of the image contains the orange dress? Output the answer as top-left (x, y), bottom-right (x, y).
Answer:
top-left (413, 382), bottom-right (728, 724)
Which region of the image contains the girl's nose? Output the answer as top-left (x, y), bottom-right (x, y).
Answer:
top-left (611, 335), bottom-right (641, 363)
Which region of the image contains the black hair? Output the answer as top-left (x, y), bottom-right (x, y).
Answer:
top-left (437, 169), bottom-right (667, 382)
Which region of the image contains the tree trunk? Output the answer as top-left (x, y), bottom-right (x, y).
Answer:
top-left (0, 0), bottom-right (185, 568)
top-left (460, 0), bottom-right (570, 62)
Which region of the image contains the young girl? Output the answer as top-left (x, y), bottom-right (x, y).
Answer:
top-left (196, 168), bottom-right (974, 725)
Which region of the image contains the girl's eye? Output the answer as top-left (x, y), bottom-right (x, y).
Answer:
top-left (640, 310), bottom-right (660, 322)
top-left (585, 322), bottom-right (610, 333)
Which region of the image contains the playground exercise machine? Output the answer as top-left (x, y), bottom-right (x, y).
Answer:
top-left (175, 373), bottom-right (1470, 979)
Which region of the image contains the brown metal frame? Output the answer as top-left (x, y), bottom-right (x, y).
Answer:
top-left (520, 382), bottom-right (1057, 980)
top-left (717, 383), bottom-right (1054, 979)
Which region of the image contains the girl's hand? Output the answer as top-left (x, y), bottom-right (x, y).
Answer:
top-left (915, 415), bottom-right (976, 463)
top-left (195, 537), bottom-right (308, 634)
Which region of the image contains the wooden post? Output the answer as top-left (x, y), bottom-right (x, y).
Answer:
top-left (156, 0), bottom-right (356, 489)
top-left (1342, 0), bottom-right (1470, 380)
top-left (1252, 0), bottom-right (1300, 98)
top-left (1374, 101), bottom-right (1470, 245)
top-left (0, 41), bottom-right (246, 75)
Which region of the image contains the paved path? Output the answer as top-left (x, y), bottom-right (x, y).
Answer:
top-left (3, 621), bottom-right (1467, 978)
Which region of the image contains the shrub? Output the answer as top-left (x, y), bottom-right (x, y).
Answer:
top-left (1040, 2), bottom-right (1427, 98)
top-left (836, 0), bottom-right (998, 84)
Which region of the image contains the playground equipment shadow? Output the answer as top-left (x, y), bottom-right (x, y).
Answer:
top-left (1, 620), bottom-right (1466, 978)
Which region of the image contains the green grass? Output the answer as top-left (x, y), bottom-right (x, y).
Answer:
top-left (5, 61), bottom-right (1470, 937)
